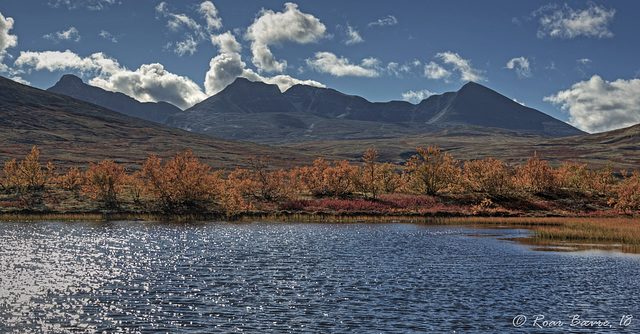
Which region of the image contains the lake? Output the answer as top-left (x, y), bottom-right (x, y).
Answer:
top-left (1, 221), bottom-right (639, 333)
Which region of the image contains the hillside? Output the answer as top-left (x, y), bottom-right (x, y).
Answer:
top-left (283, 125), bottom-right (640, 170)
top-left (0, 76), bottom-right (312, 170)
top-left (165, 78), bottom-right (585, 144)
top-left (47, 74), bottom-right (181, 124)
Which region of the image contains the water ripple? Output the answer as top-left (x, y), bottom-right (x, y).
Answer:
top-left (0, 222), bottom-right (639, 333)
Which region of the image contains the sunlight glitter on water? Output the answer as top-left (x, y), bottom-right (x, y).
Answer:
top-left (1, 221), bottom-right (639, 333)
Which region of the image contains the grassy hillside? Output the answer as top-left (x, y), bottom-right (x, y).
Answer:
top-left (0, 76), bottom-right (314, 170)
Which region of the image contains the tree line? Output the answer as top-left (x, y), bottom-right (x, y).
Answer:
top-left (2, 146), bottom-right (640, 214)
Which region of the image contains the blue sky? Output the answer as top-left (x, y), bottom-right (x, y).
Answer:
top-left (1, 0), bottom-right (639, 133)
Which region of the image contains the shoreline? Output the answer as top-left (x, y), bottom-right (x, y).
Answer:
top-left (2, 211), bottom-right (639, 253)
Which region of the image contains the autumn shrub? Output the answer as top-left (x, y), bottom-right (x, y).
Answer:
top-left (557, 163), bottom-right (591, 191)
top-left (514, 152), bottom-right (557, 193)
top-left (142, 150), bottom-right (223, 213)
top-left (83, 159), bottom-right (128, 208)
top-left (404, 146), bottom-right (460, 195)
top-left (463, 158), bottom-right (512, 195)
top-left (590, 162), bottom-right (618, 196)
top-left (352, 148), bottom-right (406, 199)
top-left (53, 167), bottom-right (85, 193)
top-left (2, 146), bottom-right (54, 191)
top-left (611, 171), bottom-right (640, 213)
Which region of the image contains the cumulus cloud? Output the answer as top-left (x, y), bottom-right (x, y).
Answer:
top-left (43, 27), bottom-right (81, 43)
top-left (245, 3), bottom-right (326, 73)
top-left (424, 61), bottom-right (451, 80)
top-left (99, 30), bottom-right (118, 43)
top-left (306, 52), bottom-right (380, 77)
top-left (368, 15), bottom-right (398, 27)
top-left (198, 1), bottom-right (222, 31)
top-left (344, 25), bottom-right (364, 45)
top-left (205, 31), bottom-right (324, 96)
top-left (506, 57), bottom-right (531, 78)
top-left (0, 11), bottom-right (18, 72)
top-left (436, 52), bottom-right (484, 82)
top-left (14, 50), bottom-right (206, 109)
top-left (402, 89), bottom-right (435, 104)
top-left (534, 3), bottom-right (615, 39)
top-left (544, 75), bottom-right (640, 133)
top-left (90, 63), bottom-right (206, 109)
top-left (48, 0), bottom-right (116, 11)
top-left (211, 31), bottom-right (241, 54)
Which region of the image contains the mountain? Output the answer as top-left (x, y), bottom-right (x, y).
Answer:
top-left (0, 76), bottom-right (311, 170)
top-left (165, 78), bottom-right (585, 144)
top-left (47, 74), bottom-right (181, 123)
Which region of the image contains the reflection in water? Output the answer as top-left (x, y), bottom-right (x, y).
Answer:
top-left (1, 221), bottom-right (639, 333)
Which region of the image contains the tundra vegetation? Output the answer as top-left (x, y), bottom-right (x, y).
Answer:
top-left (3, 145), bottom-right (640, 249)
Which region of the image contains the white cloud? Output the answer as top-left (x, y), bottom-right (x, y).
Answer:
top-left (155, 2), bottom-right (201, 32)
top-left (155, 1), bottom-right (216, 57)
top-left (513, 98), bottom-right (525, 106)
top-left (577, 58), bottom-right (592, 65)
top-left (534, 3), bottom-right (615, 39)
top-left (99, 30), bottom-right (118, 43)
top-left (198, 1), bottom-right (222, 31)
top-left (344, 25), bottom-right (364, 45)
top-left (402, 89), bottom-right (435, 104)
top-left (506, 56), bottom-right (531, 78)
top-left (89, 63), bottom-right (206, 109)
top-left (43, 27), bottom-right (81, 43)
top-left (211, 31), bottom-right (241, 54)
top-left (424, 61), bottom-right (451, 80)
top-left (174, 36), bottom-right (198, 57)
top-left (10, 76), bottom-right (30, 85)
top-left (205, 32), bottom-right (324, 96)
top-left (245, 3), bottom-right (326, 73)
top-left (436, 51), bottom-right (484, 82)
top-left (14, 50), bottom-right (206, 109)
top-left (386, 62), bottom-right (413, 78)
top-left (368, 15), bottom-right (398, 27)
top-left (0, 11), bottom-right (18, 72)
top-left (48, 0), bottom-right (116, 11)
top-left (306, 52), bottom-right (379, 77)
top-left (544, 75), bottom-right (640, 133)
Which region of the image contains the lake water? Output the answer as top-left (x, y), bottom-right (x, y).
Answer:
top-left (1, 221), bottom-right (639, 333)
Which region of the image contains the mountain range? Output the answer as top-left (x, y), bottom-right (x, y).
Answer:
top-left (0, 76), bottom-right (312, 170)
top-left (47, 74), bottom-right (181, 124)
top-left (164, 77), bottom-right (585, 144)
top-left (47, 75), bottom-right (585, 145)
top-left (2, 74), bottom-right (637, 171)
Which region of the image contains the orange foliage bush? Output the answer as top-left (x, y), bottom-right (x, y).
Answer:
top-left (404, 146), bottom-right (459, 195)
top-left (83, 159), bottom-right (128, 208)
top-left (2, 146), bottom-right (53, 191)
top-left (514, 152), bottom-right (557, 193)
top-left (463, 158), bottom-right (512, 195)
top-left (142, 150), bottom-right (223, 213)
top-left (611, 171), bottom-right (640, 213)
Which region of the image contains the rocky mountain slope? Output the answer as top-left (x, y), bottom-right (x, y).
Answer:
top-left (47, 74), bottom-right (181, 124)
top-left (165, 78), bottom-right (585, 144)
top-left (0, 76), bottom-right (311, 169)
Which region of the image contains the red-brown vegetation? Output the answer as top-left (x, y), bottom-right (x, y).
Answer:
top-left (1, 145), bottom-right (640, 218)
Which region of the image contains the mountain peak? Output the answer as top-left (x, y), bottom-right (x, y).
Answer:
top-left (47, 74), bottom-right (181, 123)
top-left (57, 74), bottom-right (84, 85)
